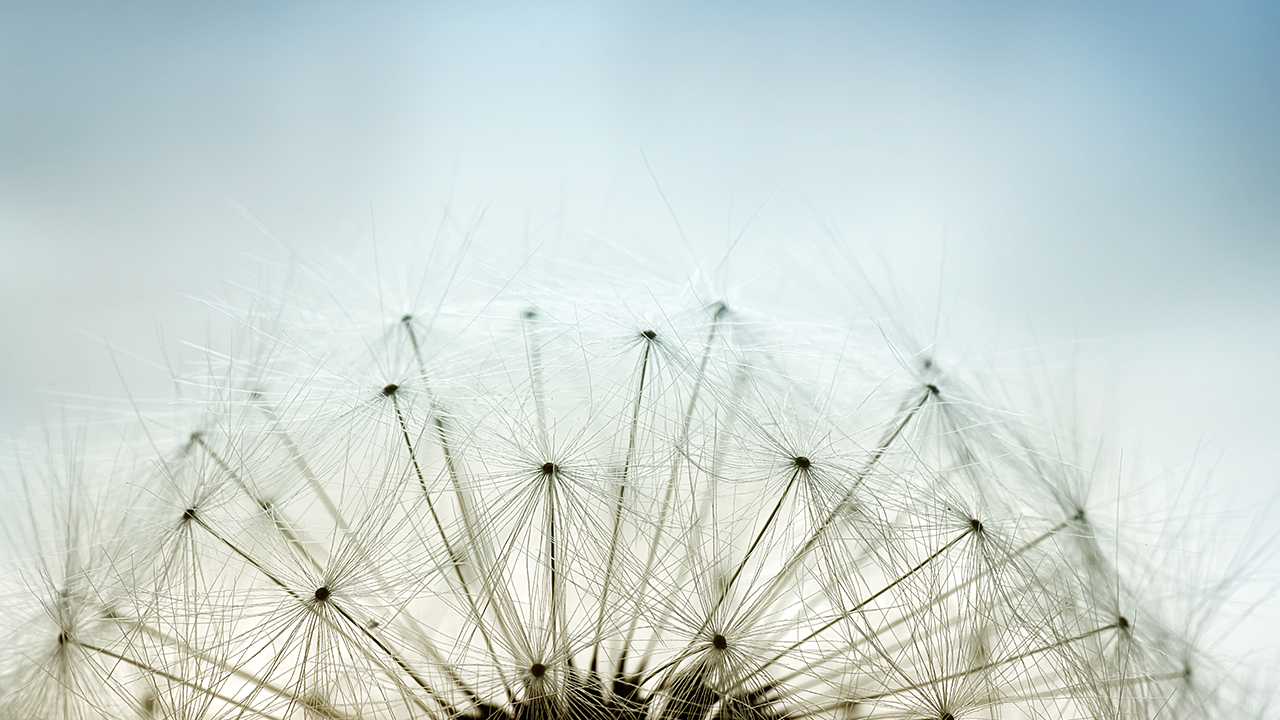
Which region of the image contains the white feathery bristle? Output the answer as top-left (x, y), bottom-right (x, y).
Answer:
top-left (0, 242), bottom-right (1267, 720)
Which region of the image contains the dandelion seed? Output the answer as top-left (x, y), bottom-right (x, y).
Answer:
top-left (0, 247), bottom-right (1269, 720)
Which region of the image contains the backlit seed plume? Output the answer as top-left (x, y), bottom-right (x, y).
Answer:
top-left (0, 249), bottom-right (1264, 720)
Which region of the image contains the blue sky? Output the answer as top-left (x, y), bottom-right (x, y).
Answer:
top-left (3, 0), bottom-right (1279, 651)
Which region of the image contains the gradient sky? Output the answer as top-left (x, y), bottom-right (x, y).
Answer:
top-left (2, 1), bottom-right (1279, 652)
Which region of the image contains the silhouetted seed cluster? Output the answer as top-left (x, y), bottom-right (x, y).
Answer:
top-left (0, 278), bottom-right (1260, 720)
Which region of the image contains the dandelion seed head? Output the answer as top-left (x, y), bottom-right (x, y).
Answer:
top-left (0, 237), bottom-right (1272, 720)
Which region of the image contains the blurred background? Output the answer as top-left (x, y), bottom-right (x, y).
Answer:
top-left (2, 0), bottom-right (1278, 655)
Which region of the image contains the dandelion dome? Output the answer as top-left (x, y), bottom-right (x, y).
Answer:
top-left (0, 249), bottom-right (1261, 720)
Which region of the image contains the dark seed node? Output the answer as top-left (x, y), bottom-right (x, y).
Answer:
top-left (1117, 615), bottom-right (1130, 631)
top-left (712, 634), bottom-right (728, 650)
top-left (969, 518), bottom-right (984, 533)
top-left (314, 586), bottom-right (330, 602)
top-left (926, 383), bottom-right (940, 395)
top-left (259, 499), bottom-right (274, 512)
top-left (1072, 508), bottom-right (1086, 522)
top-left (921, 357), bottom-right (934, 370)
top-left (382, 383), bottom-right (399, 397)
top-left (188, 431), bottom-right (203, 443)
top-left (541, 462), bottom-right (558, 475)
top-left (368, 619), bottom-right (380, 629)
top-left (522, 308), bottom-right (538, 319)
top-left (182, 507), bottom-right (197, 522)
top-left (941, 713), bottom-right (955, 720)
top-left (613, 675), bottom-right (642, 703)
top-left (401, 314), bottom-right (413, 323)
top-left (57, 631), bottom-right (68, 646)
top-left (793, 456), bottom-right (811, 470)
top-left (641, 330), bottom-right (657, 340)
top-left (530, 662), bottom-right (546, 678)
